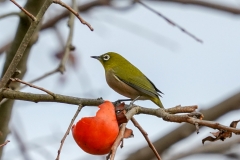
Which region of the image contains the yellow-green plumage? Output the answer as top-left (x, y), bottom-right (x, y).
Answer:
top-left (91, 52), bottom-right (164, 108)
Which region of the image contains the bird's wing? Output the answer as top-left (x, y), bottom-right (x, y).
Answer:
top-left (145, 76), bottom-right (164, 95)
top-left (115, 72), bottom-right (161, 98)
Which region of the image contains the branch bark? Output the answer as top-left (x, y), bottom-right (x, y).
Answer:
top-left (126, 91), bottom-right (240, 160)
top-left (1, 89), bottom-right (103, 106)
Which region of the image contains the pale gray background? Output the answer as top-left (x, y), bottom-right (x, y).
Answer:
top-left (0, 0), bottom-right (240, 159)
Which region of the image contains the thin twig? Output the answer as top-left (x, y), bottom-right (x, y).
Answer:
top-left (58, 0), bottom-right (77, 73)
top-left (52, 0), bottom-right (94, 31)
top-left (107, 123), bottom-right (127, 160)
top-left (131, 117), bottom-right (161, 160)
top-left (10, 78), bottom-right (56, 98)
top-left (0, 12), bottom-right (20, 19)
top-left (21, 68), bottom-right (59, 90)
top-left (156, 0), bottom-right (240, 14)
top-left (41, 0), bottom-right (104, 30)
top-left (137, 0), bottom-right (203, 43)
top-left (56, 104), bottom-right (83, 160)
top-left (10, 0), bottom-right (36, 21)
top-left (0, 69), bottom-right (58, 106)
top-left (0, 140), bottom-right (10, 148)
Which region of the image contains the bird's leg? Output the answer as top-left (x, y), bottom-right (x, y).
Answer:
top-left (129, 96), bottom-right (141, 107)
top-left (114, 98), bottom-right (132, 105)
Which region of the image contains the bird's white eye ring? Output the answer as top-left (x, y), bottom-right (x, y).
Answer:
top-left (103, 54), bottom-right (110, 61)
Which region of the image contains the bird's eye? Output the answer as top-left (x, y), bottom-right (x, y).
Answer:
top-left (103, 54), bottom-right (110, 61)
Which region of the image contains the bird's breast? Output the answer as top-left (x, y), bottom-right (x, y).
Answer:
top-left (105, 70), bottom-right (145, 100)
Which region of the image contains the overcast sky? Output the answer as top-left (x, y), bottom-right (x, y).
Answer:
top-left (1, 0), bottom-right (240, 160)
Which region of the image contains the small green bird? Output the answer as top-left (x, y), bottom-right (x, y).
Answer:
top-left (91, 52), bottom-right (164, 108)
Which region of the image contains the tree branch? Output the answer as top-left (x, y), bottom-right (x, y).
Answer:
top-left (56, 104), bottom-right (83, 160)
top-left (108, 123), bottom-right (127, 160)
top-left (0, 0), bottom-right (52, 91)
top-left (0, 140), bottom-right (10, 148)
top-left (57, 0), bottom-right (77, 73)
top-left (153, 0), bottom-right (240, 14)
top-left (126, 105), bottom-right (240, 135)
top-left (42, 0), bottom-right (105, 30)
top-left (1, 89), bottom-right (103, 106)
top-left (10, 0), bottom-right (36, 21)
top-left (138, 0), bottom-right (203, 43)
top-left (2, 89), bottom-right (239, 134)
top-left (131, 117), bottom-right (161, 160)
top-left (0, 12), bottom-right (20, 19)
top-left (21, 68), bottom-right (59, 88)
top-left (10, 78), bottom-right (56, 97)
top-left (126, 91), bottom-right (240, 160)
top-left (52, 0), bottom-right (93, 31)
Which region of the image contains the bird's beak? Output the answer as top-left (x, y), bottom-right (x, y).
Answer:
top-left (91, 56), bottom-right (100, 60)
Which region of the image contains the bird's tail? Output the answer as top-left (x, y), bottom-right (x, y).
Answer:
top-left (152, 97), bottom-right (164, 108)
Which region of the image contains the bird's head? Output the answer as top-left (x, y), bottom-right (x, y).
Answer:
top-left (91, 52), bottom-right (126, 70)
